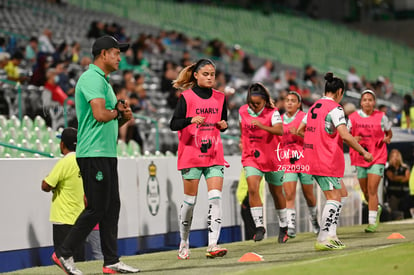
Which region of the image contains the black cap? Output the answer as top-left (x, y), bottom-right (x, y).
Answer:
top-left (57, 127), bottom-right (77, 151)
top-left (92, 35), bottom-right (129, 57)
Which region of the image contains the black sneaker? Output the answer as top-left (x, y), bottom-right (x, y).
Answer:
top-left (278, 226), bottom-right (289, 243)
top-left (253, 226), bottom-right (266, 242)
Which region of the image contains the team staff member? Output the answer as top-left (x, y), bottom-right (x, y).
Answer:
top-left (42, 128), bottom-right (85, 262)
top-left (170, 59), bottom-right (228, 259)
top-left (348, 90), bottom-right (392, 232)
top-left (239, 83), bottom-right (288, 243)
top-left (297, 72), bottom-right (372, 251)
top-left (52, 35), bottom-right (140, 275)
top-left (281, 91), bottom-right (319, 238)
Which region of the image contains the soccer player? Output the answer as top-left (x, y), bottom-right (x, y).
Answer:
top-left (297, 72), bottom-right (372, 250)
top-left (281, 91), bottom-right (319, 238)
top-left (170, 58), bottom-right (228, 259)
top-left (348, 89), bottom-right (392, 232)
top-left (239, 82), bottom-right (288, 243)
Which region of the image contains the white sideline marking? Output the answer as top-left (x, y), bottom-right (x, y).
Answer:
top-left (282, 244), bottom-right (396, 267)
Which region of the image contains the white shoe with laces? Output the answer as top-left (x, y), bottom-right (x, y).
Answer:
top-left (52, 252), bottom-right (83, 275)
top-left (102, 261), bottom-right (140, 274)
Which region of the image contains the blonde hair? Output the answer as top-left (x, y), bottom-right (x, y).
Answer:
top-left (388, 149), bottom-right (406, 168)
top-left (172, 58), bottom-right (216, 91)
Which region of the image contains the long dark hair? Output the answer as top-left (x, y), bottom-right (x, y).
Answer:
top-left (247, 82), bottom-right (274, 109)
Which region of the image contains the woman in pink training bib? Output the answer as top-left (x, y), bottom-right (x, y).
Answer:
top-left (281, 91), bottom-right (319, 238)
top-left (297, 72), bottom-right (372, 251)
top-left (239, 82), bottom-right (288, 244)
top-left (170, 59), bottom-right (228, 259)
top-left (348, 90), bottom-right (392, 232)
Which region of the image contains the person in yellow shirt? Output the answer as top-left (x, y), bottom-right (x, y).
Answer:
top-left (41, 127), bottom-right (85, 262)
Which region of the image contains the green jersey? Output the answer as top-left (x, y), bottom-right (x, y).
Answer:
top-left (75, 64), bottom-right (118, 157)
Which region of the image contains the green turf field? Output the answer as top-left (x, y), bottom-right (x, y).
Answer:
top-left (6, 220), bottom-right (414, 275)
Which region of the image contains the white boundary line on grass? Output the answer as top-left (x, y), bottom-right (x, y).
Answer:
top-left (278, 244), bottom-right (397, 268)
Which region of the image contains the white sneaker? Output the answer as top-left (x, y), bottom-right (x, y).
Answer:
top-left (52, 252), bottom-right (83, 275)
top-left (103, 261), bottom-right (140, 274)
top-left (177, 241), bottom-right (190, 260)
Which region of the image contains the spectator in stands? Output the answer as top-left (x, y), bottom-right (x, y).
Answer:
top-left (385, 149), bottom-right (411, 219)
top-left (55, 62), bottom-right (75, 96)
top-left (252, 59), bottom-right (274, 84)
top-left (132, 47), bottom-right (149, 73)
top-left (161, 60), bottom-right (179, 94)
top-left (113, 83), bottom-right (144, 152)
top-left (180, 50), bottom-right (192, 68)
top-left (401, 94), bottom-right (413, 133)
top-left (231, 44), bottom-right (244, 62)
top-left (52, 35), bottom-right (139, 274)
top-left (25, 37), bottom-right (39, 64)
top-left (0, 52), bottom-right (10, 71)
top-left (170, 58), bottom-right (228, 260)
top-left (87, 21), bottom-right (105, 39)
top-left (41, 127), bottom-right (86, 262)
top-left (239, 82), bottom-right (288, 243)
top-left (30, 54), bottom-right (53, 86)
top-left (4, 51), bottom-right (26, 82)
top-left (0, 37), bottom-right (6, 53)
top-left (348, 90), bottom-right (392, 233)
top-left (38, 28), bottom-right (55, 54)
top-left (134, 85), bottom-right (156, 114)
top-left (242, 55), bottom-right (255, 76)
top-left (346, 66), bottom-right (362, 92)
top-left (44, 68), bottom-right (74, 106)
top-left (70, 41), bottom-right (81, 64)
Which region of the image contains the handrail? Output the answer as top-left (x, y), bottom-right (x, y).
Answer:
top-left (0, 141), bottom-right (54, 158)
top-left (0, 79), bottom-right (22, 121)
top-left (133, 113), bottom-right (159, 151)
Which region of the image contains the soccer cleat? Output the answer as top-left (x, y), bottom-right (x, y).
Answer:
top-left (51, 252), bottom-right (83, 275)
top-left (310, 216), bottom-right (320, 235)
top-left (314, 240), bottom-right (340, 251)
top-left (177, 241), bottom-right (190, 260)
top-left (278, 226), bottom-right (289, 243)
top-left (102, 262), bottom-right (140, 274)
top-left (287, 227), bottom-right (296, 238)
top-left (365, 205), bottom-right (382, 233)
top-left (328, 237), bottom-right (346, 249)
top-left (253, 226), bottom-right (266, 242)
top-left (205, 245), bottom-right (227, 258)
top-left (364, 223), bottom-right (378, 233)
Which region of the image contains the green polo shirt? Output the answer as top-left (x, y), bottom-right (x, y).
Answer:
top-left (75, 64), bottom-right (118, 157)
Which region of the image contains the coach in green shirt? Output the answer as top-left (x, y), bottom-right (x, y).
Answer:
top-left (52, 36), bottom-right (140, 275)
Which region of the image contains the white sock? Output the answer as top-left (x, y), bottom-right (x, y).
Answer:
top-left (207, 189), bottom-right (222, 246)
top-left (250, 206), bottom-right (264, 228)
top-left (276, 208), bottom-right (288, 228)
top-left (179, 194), bottom-right (196, 244)
top-left (287, 208), bottom-right (296, 229)
top-left (368, 210), bottom-right (377, 225)
top-left (318, 200), bottom-right (340, 242)
top-left (328, 197), bottom-right (347, 237)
